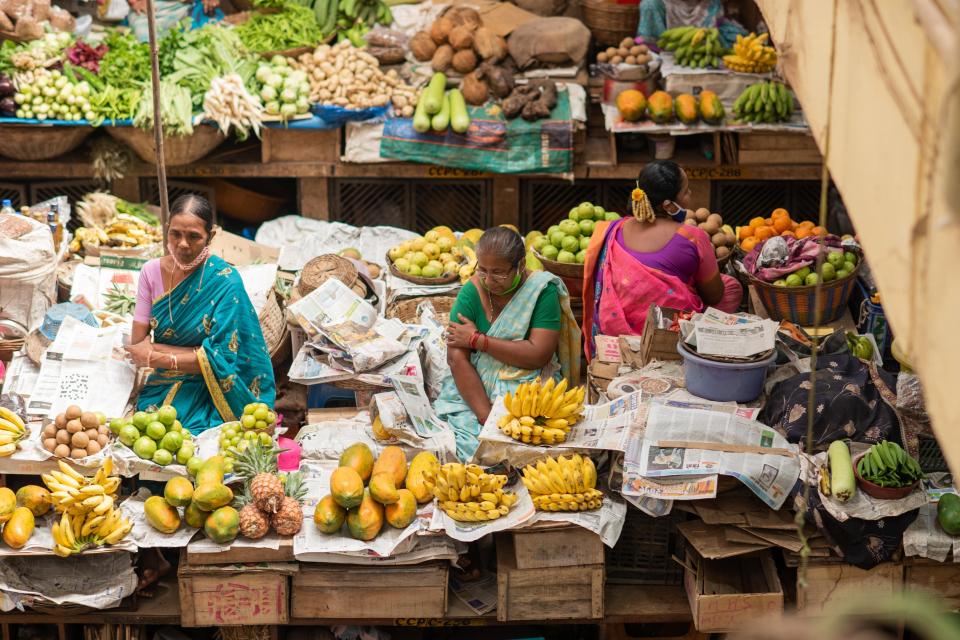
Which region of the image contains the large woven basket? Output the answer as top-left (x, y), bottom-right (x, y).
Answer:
top-left (748, 262), bottom-right (861, 325)
top-left (533, 249), bottom-right (585, 297)
top-left (106, 125), bottom-right (226, 167)
top-left (298, 254), bottom-right (358, 296)
top-left (0, 125), bottom-right (93, 161)
top-left (581, 0), bottom-right (640, 47)
top-left (259, 289), bottom-right (286, 355)
top-left (386, 295), bottom-right (456, 327)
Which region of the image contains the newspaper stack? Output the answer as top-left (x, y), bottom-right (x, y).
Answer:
top-left (681, 307), bottom-right (779, 361)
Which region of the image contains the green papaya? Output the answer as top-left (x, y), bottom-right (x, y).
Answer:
top-left (938, 493), bottom-right (960, 536)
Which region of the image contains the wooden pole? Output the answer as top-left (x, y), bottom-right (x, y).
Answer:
top-left (144, 0), bottom-right (170, 233)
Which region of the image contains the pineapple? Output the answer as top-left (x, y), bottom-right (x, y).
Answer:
top-left (233, 440), bottom-right (284, 514)
top-left (271, 472), bottom-right (307, 536)
top-left (235, 485), bottom-right (270, 540)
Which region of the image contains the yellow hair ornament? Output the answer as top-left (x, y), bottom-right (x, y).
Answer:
top-left (631, 184), bottom-right (656, 223)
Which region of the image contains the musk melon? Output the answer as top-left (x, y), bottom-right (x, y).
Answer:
top-left (313, 495), bottom-right (346, 534)
top-left (369, 472), bottom-right (400, 505)
top-left (192, 483), bottom-right (234, 511)
top-left (347, 490), bottom-right (384, 541)
top-left (2, 507), bottom-right (34, 549)
top-left (339, 443), bottom-right (375, 483)
top-left (699, 90), bottom-right (724, 124)
top-left (647, 91), bottom-right (675, 124)
top-left (144, 495), bottom-right (181, 534)
top-left (204, 506), bottom-right (240, 543)
top-left (330, 467), bottom-right (365, 509)
top-left (184, 501), bottom-right (210, 529)
top-left (371, 446), bottom-right (407, 487)
top-left (405, 451), bottom-right (439, 504)
top-left (164, 476), bottom-right (194, 507)
top-left (615, 89), bottom-right (647, 122)
top-left (15, 485), bottom-right (51, 517)
top-left (0, 487), bottom-right (15, 524)
top-left (385, 489), bottom-right (417, 529)
top-left (675, 93), bottom-right (699, 124)
top-left (196, 455), bottom-right (226, 485)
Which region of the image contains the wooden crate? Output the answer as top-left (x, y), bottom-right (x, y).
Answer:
top-left (797, 561), bottom-right (903, 616)
top-left (904, 559), bottom-right (960, 610)
top-left (507, 524), bottom-right (605, 570)
top-left (737, 133), bottom-right (822, 165)
top-left (177, 553), bottom-right (296, 627)
top-left (261, 127), bottom-right (341, 164)
top-left (185, 537), bottom-right (295, 565)
top-left (291, 562), bottom-right (448, 619)
top-left (683, 550), bottom-right (783, 633)
top-left (497, 533), bottom-right (604, 621)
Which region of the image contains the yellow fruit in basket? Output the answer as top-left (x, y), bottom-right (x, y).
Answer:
top-left (423, 243), bottom-right (440, 259)
top-left (421, 263), bottom-right (442, 278)
top-left (411, 238), bottom-right (426, 251)
top-left (394, 258), bottom-right (410, 272)
top-left (443, 261), bottom-right (460, 274)
top-left (412, 252), bottom-right (429, 268)
top-left (437, 236), bottom-right (453, 252)
top-left (388, 246), bottom-right (404, 261)
top-left (424, 230), bottom-right (440, 243)
top-left (461, 229), bottom-right (484, 246)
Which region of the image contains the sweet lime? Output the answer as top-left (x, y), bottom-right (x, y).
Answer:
top-left (561, 235), bottom-right (579, 253)
top-left (119, 424), bottom-right (140, 447)
top-left (557, 250), bottom-right (576, 264)
top-left (152, 449), bottom-right (173, 466)
top-left (577, 202), bottom-right (594, 217)
top-left (177, 442), bottom-right (195, 464)
top-left (579, 219), bottom-right (595, 236)
top-left (550, 231), bottom-right (566, 248)
top-left (160, 431), bottom-right (183, 453)
top-left (109, 418), bottom-right (125, 435)
top-left (146, 421), bottom-right (167, 441)
top-left (132, 411), bottom-right (149, 430)
top-left (785, 274), bottom-right (803, 287)
top-left (157, 405), bottom-right (177, 426)
top-left (133, 436), bottom-right (157, 460)
top-left (541, 244), bottom-right (559, 260)
top-left (559, 220), bottom-right (580, 237)
top-left (575, 250), bottom-right (586, 264)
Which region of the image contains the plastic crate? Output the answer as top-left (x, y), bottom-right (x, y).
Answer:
top-left (848, 277), bottom-right (895, 369)
top-left (605, 508), bottom-right (685, 585)
top-left (307, 383), bottom-right (356, 409)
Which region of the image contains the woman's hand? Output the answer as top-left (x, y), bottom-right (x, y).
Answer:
top-left (124, 339), bottom-right (153, 368)
top-left (446, 313), bottom-right (479, 350)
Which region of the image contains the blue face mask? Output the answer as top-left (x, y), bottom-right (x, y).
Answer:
top-left (665, 201), bottom-right (688, 222)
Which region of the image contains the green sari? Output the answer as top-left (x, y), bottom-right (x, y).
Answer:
top-left (435, 271), bottom-right (581, 460)
top-left (137, 255), bottom-right (276, 434)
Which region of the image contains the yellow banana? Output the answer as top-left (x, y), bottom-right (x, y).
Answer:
top-left (0, 417), bottom-right (23, 435)
top-left (101, 477), bottom-right (121, 495)
top-left (93, 495), bottom-right (114, 515)
top-left (102, 521), bottom-right (132, 545)
top-left (510, 392), bottom-right (523, 417)
top-left (80, 485), bottom-right (105, 496)
top-left (0, 407), bottom-right (24, 430)
top-left (53, 543), bottom-right (74, 557)
top-left (582, 456), bottom-right (597, 490)
top-left (503, 391), bottom-right (514, 415)
top-left (536, 378), bottom-right (555, 414)
top-left (519, 416), bottom-right (535, 427)
top-left (82, 514), bottom-right (106, 537)
top-left (61, 513), bottom-right (76, 547)
top-left (543, 418), bottom-right (568, 430)
top-left (0, 443), bottom-right (16, 457)
top-left (58, 460), bottom-right (86, 483)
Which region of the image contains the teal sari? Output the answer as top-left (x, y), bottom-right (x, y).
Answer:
top-left (137, 255), bottom-right (276, 434)
top-left (435, 271), bottom-right (581, 461)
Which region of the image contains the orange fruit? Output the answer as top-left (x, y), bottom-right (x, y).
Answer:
top-left (738, 226), bottom-right (755, 240)
top-left (741, 237), bottom-right (758, 252)
top-left (780, 230), bottom-right (796, 238)
top-left (749, 217), bottom-right (765, 228)
top-left (772, 208), bottom-right (790, 219)
top-left (764, 217), bottom-right (773, 226)
top-left (811, 226), bottom-right (828, 237)
top-left (754, 226), bottom-right (775, 241)
top-left (798, 220), bottom-right (815, 230)
top-left (795, 227), bottom-right (811, 239)
top-left (773, 216), bottom-right (793, 233)
top-left (791, 221), bottom-right (799, 231)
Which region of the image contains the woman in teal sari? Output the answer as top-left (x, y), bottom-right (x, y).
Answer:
top-left (435, 228), bottom-right (581, 460)
top-left (124, 195), bottom-right (275, 434)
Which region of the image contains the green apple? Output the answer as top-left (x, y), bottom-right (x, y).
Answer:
top-left (541, 244), bottom-right (559, 260)
top-left (805, 273), bottom-right (820, 286)
top-left (579, 219), bottom-right (595, 236)
top-left (577, 202), bottom-right (594, 217)
top-left (785, 274), bottom-right (803, 287)
top-left (559, 220), bottom-right (581, 237)
top-left (557, 250), bottom-right (576, 264)
top-left (550, 231), bottom-right (566, 248)
top-left (820, 262), bottom-right (836, 281)
top-left (133, 436), bottom-right (157, 460)
top-left (575, 250), bottom-right (586, 264)
top-left (580, 236), bottom-right (591, 251)
top-left (773, 279), bottom-right (787, 287)
top-left (561, 235), bottom-right (579, 253)
top-left (795, 266), bottom-right (812, 281)
top-left (826, 251), bottom-right (845, 269)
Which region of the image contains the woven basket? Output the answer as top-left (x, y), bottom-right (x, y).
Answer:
top-left (57, 260), bottom-right (77, 303)
top-left (581, 0), bottom-right (640, 47)
top-left (258, 289), bottom-right (286, 355)
top-left (533, 249), bottom-right (585, 297)
top-left (386, 295), bottom-right (456, 327)
top-left (0, 125), bottom-right (93, 161)
top-left (0, 338), bottom-right (23, 363)
top-left (330, 375), bottom-right (391, 393)
top-left (299, 254), bottom-right (358, 296)
top-left (748, 261), bottom-right (861, 325)
top-left (387, 253), bottom-right (460, 286)
top-left (106, 125), bottom-right (226, 167)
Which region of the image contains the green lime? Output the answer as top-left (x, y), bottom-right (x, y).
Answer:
top-left (157, 405), bottom-right (177, 427)
top-left (579, 219), bottom-right (595, 237)
top-left (133, 436), bottom-right (157, 460)
top-left (785, 274), bottom-right (803, 287)
top-left (132, 411), bottom-right (149, 430)
top-left (109, 418), bottom-right (125, 435)
top-left (795, 266), bottom-right (811, 281)
top-left (146, 421), bottom-right (167, 441)
top-left (152, 449), bottom-right (173, 466)
top-left (805, 273), bottom-right (820, 286)
top-left (557, 250), bottom-right (576, 264)
top-left (119, 424), bottom-right (140, 447)
top-left (541, 244), bottom-right (559, 260)
top-left (160, 431), bottom-right (183, 452)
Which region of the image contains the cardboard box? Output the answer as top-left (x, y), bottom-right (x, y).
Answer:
top-left (594, 334), bottom-right (622, 363)
top-left (209, 229), bottom-right (280, 267)
top-left (506, 525), bottom-right (605, 570)
top-left (185, 537), bottom-right (295, 566)
top-left (683, 550), bottom-right (783, 632)
top-left (261, 127), bottom-right (341, 164)
top-left (797, 561), bottom-right (903, 615)
top-left (620, 306), bottom-right (682, 368)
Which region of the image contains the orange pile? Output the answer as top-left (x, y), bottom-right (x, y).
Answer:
top-left (737, 209), bottom-right (826, 253)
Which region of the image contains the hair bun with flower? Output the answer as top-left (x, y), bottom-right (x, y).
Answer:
top-left (631, 183), bottom-right (656, 223)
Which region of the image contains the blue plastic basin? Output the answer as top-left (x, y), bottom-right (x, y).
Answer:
top-left (677, 343), bottom-right (776, 403)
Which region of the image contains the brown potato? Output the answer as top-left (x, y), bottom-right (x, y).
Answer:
top-left (86, 440), bottom-right (101, 456)
top-left (65, 405), bottom-right (82, 420)
top-left (610, 55), bottom-right (623, 65)
top-left (42, 423), bottom-right (57, 438)
top-left (597, 52), bottom-right (608, 63)
top-left (716, 246), bottom-right (730, 259)
top-left (43, 438), bottom-right (57, 452)
top-left (706, 213), bottom-right (723, 228)
top-left (71, 431), bottom-right (89, 449)
top-left (711, 232), bottom-right (726, 247)
top-left (80, 412), bottom-right (98, 429)
top-left (66, 419), bottom-right (82, 434)
top-left (70, 448), bottom-right (87, 459)
top-left (55, 414), bottom-right (66, 429)
top-left (695, 207), bottom-right (710, 222)
top-left (625, 56), bottom-right (637, 65)
top-left (55, 430), bottom-right (70, 445)
top-left (54, 444), bottom-right (70, 458)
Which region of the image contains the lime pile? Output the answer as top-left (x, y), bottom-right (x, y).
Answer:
top-left (772, 250), bottom-right (858, 287)
top-left (217, 402), bottom-right (278, 472)
top-left (110, 405), bottom-right (198, 469)
top-left (531, 202), bottom-right (621, 265)
top-left (387, 226), bottom-right (472, 279)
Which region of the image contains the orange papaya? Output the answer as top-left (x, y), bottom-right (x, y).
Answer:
top-left (615, 89), bottom-right (647, 122)
top-left (647, 91), bottom-right (675, 124)
top-left (385, 489), bottom-right (417, 529)
top-left (346, 490), bottom-right (384, 541)
top-left (699, 90), bottom-right (725, 124)
top-left (369, 472), bottom-right (399, 505)
top-left (675, 93), bottom-right (699, 124)
top-left (339, 443), bottom-right (375, 483)
top-left (371, 446), bottom-right (407, 487)
top-left (331, 466), bottom-right (365, 509)
top-left (313, 495), bottom-right (346, 534)
top-left (2, 507), bottom-right (33, 549)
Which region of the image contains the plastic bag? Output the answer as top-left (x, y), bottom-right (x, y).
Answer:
top-left (364, 26), bottom-right (407, 48)
top-left (756, 235), bottom-right (789, 268)
top-left (311, 103), bottom-right (389, 126)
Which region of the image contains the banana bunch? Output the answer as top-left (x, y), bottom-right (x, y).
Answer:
top-left (522, 454), bottom-right (603, 512)
top-left (44, 459), bottom-right (132, 556)
top-left (104, 214), bottom-right (161, 248)
top-left (424, 462), bottom-right (519, 522)
top-left (0, 406), bottom-right (27, 457)
top-left (658, 26), bottom-right (726, 69)
top-left (498, 378), bottom-right (586, 446)
top-left (723, 32), bottom-right (777, 73)
top-left (69, 226), bottom-right (110, 253)
top-left (733, 81), bottom-right (794, 123)
top-left (331, 0), bottom-right (392, 45)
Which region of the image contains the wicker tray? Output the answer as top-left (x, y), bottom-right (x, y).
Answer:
top-left (581, 0), bottom-right (639, 47)
top-left (747, 259), bottom-right (861, 325)
top-left (386, 252), bottom-right (460, 286)
top-left (106, 125), bottom-right (226, 167)
top-left (532, 249), bottom-right (585, 279)
top-left (299, 254), bottom-right (358, 296)
top-left (0, 338), bottom-right (24, 363)
top-left (0, 125), bottom-right (93, 161)
top-left (386, 295), bottom-right (456, 326)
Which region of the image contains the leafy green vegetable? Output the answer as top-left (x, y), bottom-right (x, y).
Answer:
top-left (161, 24), bottom-right (257, 110)
top-left (99, 31), bottom-right (151, 90)
top-left (134, 79), bottom-right (195, 136)
top-left (116, 200), bottom-right (160, 227)
top-left (235, 3), bottom-right (323, 53)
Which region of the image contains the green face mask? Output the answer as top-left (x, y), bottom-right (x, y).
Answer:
top-left (479, 264), bottom-right (523, 294)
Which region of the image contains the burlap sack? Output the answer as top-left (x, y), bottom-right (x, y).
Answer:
top-left (507, 17), bottom-right (590, 69)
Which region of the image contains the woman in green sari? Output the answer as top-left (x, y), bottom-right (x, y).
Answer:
top-left (436, 228), bottom-right (581, 460)
top-left (124, 195), bottom-right (275, 434)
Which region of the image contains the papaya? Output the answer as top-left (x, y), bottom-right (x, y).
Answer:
top-left (330, 467), bottom-right (365, 509)
top-left (675, 93), bottom-right (699, 124)
top-left (196, 455), bottom-right (226, 486)
top-left (144, 495), bottom-right (181, 534)
top-left (204, 506), bottom-right (240, 544)
top-left (406, 451), bottom-right (440, 504)
top-left (0, 487), bottom-right (15, 524)
top-left (385, 489), bottom-right (417, 529)
top-left (164, 477), bottom-right (194, 507)
top-left (339, 443), bottom-right (375, 483)
top-left (938, 493), bottom-right (960, 536)
top-left (184, 501), bottom-right (210, 529)
top-left (369, 472), bottom-right (399, 505)
top-left (647, 90), bottom-right (675, 124)
top-left (2, 507), bottom-right (34, 549)
top-left (460, 228), bottom-right (484, 247)
top-left (346, 490), bottom-right (384, 541)
top-left (372, 446), bottom-right (407, 487)
top-left (699, 89), bottom-right (724, 124)
top-left (615, 89), bottom-right (647, 122)
top-left (15, 485), bottom-right (51, 517)
top-left (192, 483), bottom-right (234, 511)
top-left (313, 495), bottom-right (346, 534)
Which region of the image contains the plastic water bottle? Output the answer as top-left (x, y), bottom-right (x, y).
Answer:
top-left (0, 200), bottom-right (14, 217)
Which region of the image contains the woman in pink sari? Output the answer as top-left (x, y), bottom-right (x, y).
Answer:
top-left (582, 160), bottom-right (742, 360)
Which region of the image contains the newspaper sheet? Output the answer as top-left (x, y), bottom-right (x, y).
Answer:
top-left (26, 316), bottom-right (136, 418)
top-left (623, 492), bottom-right (674, 517)
top-left (691, 320), bottom-right (777, 358)
top-left (635, 404), bottom-right (800, 509)
top-left (295, 536), bottom-right (464, 566)
top-left (188, 531), bottom-right (283, 554)
top-left (0, 551), bottom-right (137, 611)
top-left (428, 482), bottom-right (535, 542)
top-left (903, 503), bottom-right (960, 562)
top-left (385, 272), bottom-right (460, 305)
top-left (0, 354), bottom-right (39, 397)
top-left (527, 490), bottom-right (628, 547)
top-left (450, 572), bottom-right (498, 615)
top-left (371, 382), bottom-right (458, 462)
top-left (622, 473), bottom-right (719, 501)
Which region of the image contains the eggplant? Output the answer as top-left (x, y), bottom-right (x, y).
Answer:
top-left (0, 97), bottom-right (15, 115)
top-left (0, 77), bottom-right (13, 97)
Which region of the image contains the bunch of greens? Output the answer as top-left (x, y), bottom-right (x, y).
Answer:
top-left (116, 200), bottom-right (160, 227)
top-left (134, 79), bottom-right (194, 136)
top-left (235, 1), bottom-right (322, 53)
top-left (161, 24), bottom-right (257, 110)
top-left (99, 31), bottom-right (150, 89)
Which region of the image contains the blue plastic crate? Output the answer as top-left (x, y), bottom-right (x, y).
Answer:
top-left (307, 383), bottom-right (356, 409)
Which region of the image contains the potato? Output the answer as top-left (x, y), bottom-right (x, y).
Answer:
top-left (695, 207), bottom-right (710, 222)
top-left (451, 49), bottom-right (477, 74)
top-left (54, 444), bottom-right (70, 458)
top-left (630, 45), bottom-right (642, 56)
top-left (43, 438), bottom-right (57, 452)
top-left (597, 52), bottom-right (608, 63)
top-left (605, 47), bottom-right (617, 57)
top-left (706, 213), bottom-right (723, 228)
top-left (716, 246), bottom-right (730, 259)
top-left (711, 232), bottom-right (726, 247)
top-left (430, 16), bottom-right (454, 45)
top-left (410, 31), bottom-right (437, 62)
top-left (448, 25), bottom-right (474, 50)
top-left (617, 47), bottom-right (629, 57)
top-left (724, 232), bottom-right (736, 246)
top-left (621, 37), bottom-right (634, 48)
top-left (55, 430), bottom-right (70, 445)
top-left (625, 56), bottom-right (637, 65)
top-left (610, 55), bottom-right (623, 65)
top-left (66, 419), bottom-right (82, 434)
top-left (431, 44), bottom-right (454, 72)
